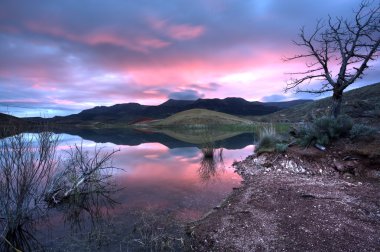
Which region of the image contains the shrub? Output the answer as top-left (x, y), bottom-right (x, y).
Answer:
top-left (0, 131), bottom-right (118, 251)
top-left (275, 143), bottom-right (288, 153)
top-left (296, 125), bottom-right (317, 147)
top-left (256, 125), bottom-right (290, 154)
top-left (313, 115), bottom-right (353, 139)
top-left (255, 126), bottom-right (278, 153)
top-left (350, 124), bottom-right (377, 141)
top-left (297, 115), bottom-right (353, 147)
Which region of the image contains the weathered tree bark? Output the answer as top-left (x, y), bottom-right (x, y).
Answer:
top-left (331, 89), bottom-right (343, 118)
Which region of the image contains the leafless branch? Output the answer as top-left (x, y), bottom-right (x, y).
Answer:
top-left (284, 0), bottom-right (379, 116)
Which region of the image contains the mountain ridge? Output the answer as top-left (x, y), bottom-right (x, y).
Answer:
top-left (49, 97), bottom-right (312, 124)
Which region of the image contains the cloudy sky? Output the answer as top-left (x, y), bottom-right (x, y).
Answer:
top-left (0, 0), bottom-right (379, 117)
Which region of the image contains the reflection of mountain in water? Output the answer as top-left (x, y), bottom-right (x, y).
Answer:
top-left (54, 128), bottom-right (256, 149)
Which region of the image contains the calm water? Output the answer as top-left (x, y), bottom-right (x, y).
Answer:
top-left (5, 129), bottom-right (255, 251)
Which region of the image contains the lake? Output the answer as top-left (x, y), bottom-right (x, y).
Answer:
top-left (1, 128), bottom-right (255, 251)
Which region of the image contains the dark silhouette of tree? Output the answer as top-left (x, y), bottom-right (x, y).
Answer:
top-left (284, 1), bottom-right (380, 117)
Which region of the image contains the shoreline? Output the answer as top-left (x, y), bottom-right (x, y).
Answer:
top-left (187, 139), bottom-right (380, 251)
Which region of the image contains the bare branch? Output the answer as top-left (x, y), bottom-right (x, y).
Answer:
top-left (284, 0), bottom-right (379, 116)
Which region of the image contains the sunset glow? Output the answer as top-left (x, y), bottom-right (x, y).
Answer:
top-left (1, 0), bottom-right (379, 117)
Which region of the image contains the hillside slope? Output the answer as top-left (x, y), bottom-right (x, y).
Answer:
top-left (257, 83), bottom-right (380, 125)
top-left (148, 109), bottom-right (253, 127)
top-left (0, 113), bottom-right (27, 126)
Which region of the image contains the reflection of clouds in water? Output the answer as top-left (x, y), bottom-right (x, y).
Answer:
top-left (22, 132), bottom-right (253, 250)
top-left (47, 133), bottom-right (251, 222)
top-left (169, 147), bottom-right (199, 158)
top-left (8, 132), bottom-right (250, 250)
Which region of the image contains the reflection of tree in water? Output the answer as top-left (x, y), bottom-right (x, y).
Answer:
top-left (1, 223), bottom-right (43, 252)
top-left (198, 144), bottom-right (225, 182)
top-left (0, 130), bottom-right (119, 252)
top-left (58, 186), bottom-right (118, 231)
top-left (47, 189), bottom-right (118, 251)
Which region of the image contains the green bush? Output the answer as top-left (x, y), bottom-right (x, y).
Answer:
top-left (275, 143), bottom-right (288, 153)
top-left (313, 115), bottom-right (353, 139)
top-left (256, 126), bottom-right (289, 154)
top-left (350, 124), bottom-right (376, 141)
top-left (296, 125), bottom-right (316, 147)
top-left (297, 115), bottom-right (353, 147)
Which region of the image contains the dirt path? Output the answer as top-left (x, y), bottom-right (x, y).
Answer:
top-left (187, 143), bottom-right (380, 251)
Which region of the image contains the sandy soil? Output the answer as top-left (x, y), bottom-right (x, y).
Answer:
top-left (187, 138), bottom-right (380, 251)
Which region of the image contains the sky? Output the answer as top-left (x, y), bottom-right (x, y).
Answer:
top-left (0, 0), bottom-right (379, 117)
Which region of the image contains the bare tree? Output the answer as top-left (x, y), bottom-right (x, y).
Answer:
top-left (284, 1), bottom-right (380, 117)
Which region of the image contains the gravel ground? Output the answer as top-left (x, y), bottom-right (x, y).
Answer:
top-left (187, 142), bottom-right (380, 251)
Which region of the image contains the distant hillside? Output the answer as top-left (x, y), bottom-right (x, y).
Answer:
top-left (0, 113), bottom-right (27, 126)
top-left (50, 97), bottom-right (312, 125)
top-left (0, 113), bottom-right (33, 138)
top-left (265, 99), bottom-right (314, 109)
top-left (257, 82), bottom-right (380, 125)
top-left (147, 109), bottom-right (253, 127)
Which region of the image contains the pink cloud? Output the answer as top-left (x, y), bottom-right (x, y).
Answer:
top-left (137, 37), bottom-right (171, 49)
top-left (51, 99), bottom-right (76, 105)
top-left (150, 18), bottom-right (205, 41)
top-left (32, 83), bottom-right (57, 91)
top-left (122, 50), bottom-right (282, 87)
top-left (26, 22), bottom-right (170, 52)
top-left (167, 24), bottom-right (205, 40)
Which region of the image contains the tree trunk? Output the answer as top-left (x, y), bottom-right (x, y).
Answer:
top-left (331, 90), bottom-right (343, 118)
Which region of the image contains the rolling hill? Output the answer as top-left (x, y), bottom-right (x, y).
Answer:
top-left (146, 109), bottom-right (253, 127)
top-left (256, 82), bottom-right (380, 126)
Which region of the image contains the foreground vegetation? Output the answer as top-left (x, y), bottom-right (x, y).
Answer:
top-left (255, 114), bottom-right (377, 155)
top-left (0, 128), bottom-right (118, 251)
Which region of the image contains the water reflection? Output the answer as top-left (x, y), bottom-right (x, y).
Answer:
top-left (199, 147), bottom-right (225, 182)
top-left (2, 129), bottom-right (254, 251)
top-left (53, 127), bottom-right (255, 149)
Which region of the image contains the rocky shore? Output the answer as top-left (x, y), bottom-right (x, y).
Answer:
top-left (187, 139), bottom-right (380, 251)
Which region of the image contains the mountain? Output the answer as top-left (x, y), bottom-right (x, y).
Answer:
top-left (265, 99), bottom-right (315, 109)
top-left (159, 99), bottom-right (196, 107)
top-left (0, 113), bottom-right (33, 138)
top-left (0, 113), bottom-right (28, 126)
top-left (50, 98), bottom-right (312, 125)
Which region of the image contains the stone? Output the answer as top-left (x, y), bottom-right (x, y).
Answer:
top-left (333, 160), bottom-right (350, 172)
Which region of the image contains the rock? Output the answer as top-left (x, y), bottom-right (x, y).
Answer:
top-left (334, 160), bottom-right (345, 172)
top-left (333, 160), bottom-right (353, 172)
top-left (345, 161), bottom-right (356, 169)
top-left (315, 144), bottom-right (326, 151)
top-left (343, 172), bottom-right (353, 179)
